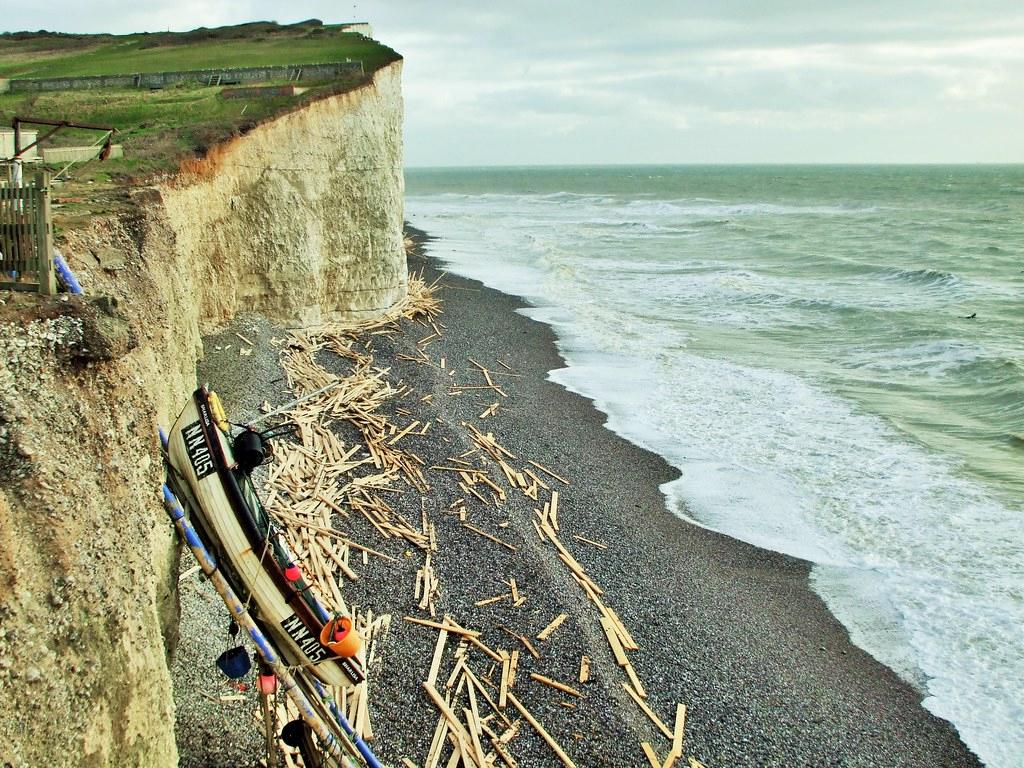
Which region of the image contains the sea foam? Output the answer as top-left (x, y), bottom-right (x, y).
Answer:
top-left (406, 167), bottom-right (1024, 767)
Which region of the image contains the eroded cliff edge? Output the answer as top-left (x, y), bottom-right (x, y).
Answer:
top-left (0, 59), bottom-right (404, 767)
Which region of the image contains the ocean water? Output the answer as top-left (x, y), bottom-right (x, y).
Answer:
top-left (404, 165), bottom-right (1024, 767)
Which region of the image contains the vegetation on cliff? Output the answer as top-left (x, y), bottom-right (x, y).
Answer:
top-left (0, 20), bottom-right (401, 219)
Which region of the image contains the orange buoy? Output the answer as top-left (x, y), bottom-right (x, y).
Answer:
top-left (319, 615), bottom-right (360, 658)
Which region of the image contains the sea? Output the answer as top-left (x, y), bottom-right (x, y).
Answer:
top-left (403, 165), bottom-right (1023, 767)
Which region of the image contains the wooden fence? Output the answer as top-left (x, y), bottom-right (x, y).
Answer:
top-left (0, 165), bottom-right (55, 295)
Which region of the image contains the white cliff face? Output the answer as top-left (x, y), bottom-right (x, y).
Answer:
top-left (161, 61), bottom-right (407, 328)
top-left (0, 60), bottom-right (406, 767)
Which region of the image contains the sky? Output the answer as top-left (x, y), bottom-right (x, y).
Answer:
top-left (4, 1), bottom-right (1024, 166)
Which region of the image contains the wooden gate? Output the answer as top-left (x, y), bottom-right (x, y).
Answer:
top-left (0, 165), bottom-right (56, 295)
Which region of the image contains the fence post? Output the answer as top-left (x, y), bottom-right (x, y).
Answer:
top-left (34, 171), bottom-right (56, 295)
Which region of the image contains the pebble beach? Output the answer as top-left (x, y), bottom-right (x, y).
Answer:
top-left (173, 227), bottom-right (982, 768)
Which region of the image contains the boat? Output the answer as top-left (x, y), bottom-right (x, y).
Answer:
top-left (165, 385), bottom-right (365, 689)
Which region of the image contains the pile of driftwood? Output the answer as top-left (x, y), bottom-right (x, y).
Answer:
top-left (254, 272), bottom-right (701, 767)
top-left (426, 422), bottom-right (695, 768)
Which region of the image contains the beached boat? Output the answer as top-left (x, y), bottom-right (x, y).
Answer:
top-left (165, 385), bottom-right (365, 689)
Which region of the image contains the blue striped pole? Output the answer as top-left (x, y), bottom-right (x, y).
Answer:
top-left (53, 250), bottom-right (82, 294)
top-left (162, 483), bottom-right (364, 767)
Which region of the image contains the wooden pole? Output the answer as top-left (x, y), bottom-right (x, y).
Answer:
top-left (36, 172), bottom-right (55, 295)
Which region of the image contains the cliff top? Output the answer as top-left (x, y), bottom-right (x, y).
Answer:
top-left (0, 20), bottom-right (385, 79)
top-left (0, 20), bottom-right (401, 222)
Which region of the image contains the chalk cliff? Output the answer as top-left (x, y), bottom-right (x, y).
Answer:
top-left (0, 59), bottom-right (404, 767)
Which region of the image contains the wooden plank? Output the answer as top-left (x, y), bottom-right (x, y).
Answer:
top-left (622, 683), bottom-right (673, 740)
top-left (529, 673), bottom-right (583, 698)
top-left (578, 655), bottom-right (590, 684)
top-left (37, 176), bottom-right (54, 295)
top-left (536, 613), bottom-right (568, 642)
top-left (601, 616), bottom-right (629, 666)
top-left (426, 626), bottom-right (449, 688)
top-left (526, 460), bottom-right (570, 485)
top-left (624, 661), bottom-right (648, 699)
top-left (462, 522), bottom-right (517, 552)
top-left (498, 655), bottom-right (511, 709)
top-left (641, 742), bottom-right (663, 768)
top-left (670, 703), bottom-right (687, 759)
top-left (605, 606), bottom-right (640, 651)
top-left (506, 692), bottom-right (577, 768)
top-left (405, 616), bottom-right (481, 639)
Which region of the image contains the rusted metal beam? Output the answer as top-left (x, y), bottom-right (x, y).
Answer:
top-left (11, 116), bottom-right (119, 159)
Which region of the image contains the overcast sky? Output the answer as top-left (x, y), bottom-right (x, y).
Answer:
top-left (5, 1), bottom-right (1024, 165)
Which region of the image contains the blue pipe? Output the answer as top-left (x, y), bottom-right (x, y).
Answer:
top-left (53, 250), bottom-right (82, 294)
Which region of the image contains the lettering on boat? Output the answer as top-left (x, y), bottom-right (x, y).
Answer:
top-left (182, 421), bottom-right (216, 480)
top-left (281, 614), bottom-right (329, 663)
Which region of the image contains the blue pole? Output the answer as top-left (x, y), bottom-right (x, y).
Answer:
top-left (53, 250), bottom-right (82, 294)
top-left (161, 483), bottom-right (368, 767)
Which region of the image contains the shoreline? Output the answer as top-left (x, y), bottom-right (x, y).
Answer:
top-left (401, 225), bottom-right (982, 766)
top-left (174, 225), bottom-right (982, 766)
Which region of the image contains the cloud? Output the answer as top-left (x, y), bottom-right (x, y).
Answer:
top-left (3, 0), bottom-right (1023, 163)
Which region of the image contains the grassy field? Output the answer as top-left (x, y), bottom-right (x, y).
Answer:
top-left (0, 21), bottom-right (397, 78)
top-left (0, 21), bottom-right (400, 218)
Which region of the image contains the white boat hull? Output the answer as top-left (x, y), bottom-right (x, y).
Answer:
top-left (166, 387), bottom-right (364, 688)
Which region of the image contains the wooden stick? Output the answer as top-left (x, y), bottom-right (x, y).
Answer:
top-left (468, 636), bottom-right (504, 663)
top-left (462, 523), bottom-right (517, 552)
top-left (640, 742), bottom-right (663, 768)
top-left (526, 460), bottom-right (570, 485)
top-left (405, 616), bottom-right (481, 639)
top-left (463, 665), bottom-right (513, 728)
top-left (579, 655), bottom-right (590, 684)
top-left (424, 709), bottom-right (449, 768)
top-left (475, 593), bottom-right (511, 608)
top-left (463, 704), bottom-right (488, 768)
top-left (537, 613), bottom-right (568, 641)
top-left (572, 534), bottom-right (608, 550)
top-left (506, 692), bottom-right (577, 768)
top-left (529, 673), bottom-right (583, 698)
top-left (422, 683), bottom-right (481, 768)
top-left (622, 683), bottom-right (673, 740)
top-left (427, 626), bottom-right (449, 688)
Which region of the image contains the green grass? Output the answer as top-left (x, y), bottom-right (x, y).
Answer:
top-left (0, 21), bottom-right (397, 78)
top-left (0, 21), bottom-right (401, 222)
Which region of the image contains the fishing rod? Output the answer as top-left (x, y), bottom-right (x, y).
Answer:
top-left (244, 381), bottom-right (340, 429)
